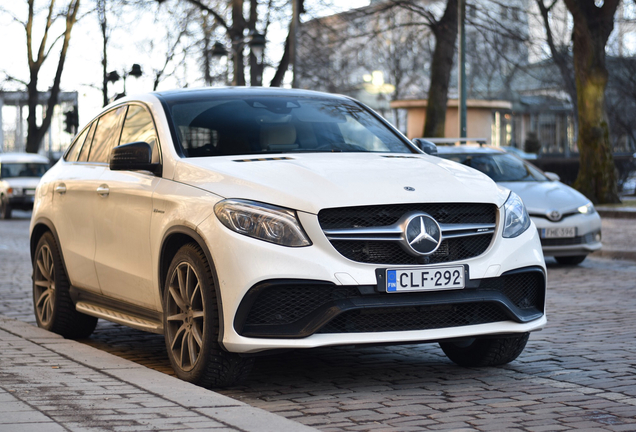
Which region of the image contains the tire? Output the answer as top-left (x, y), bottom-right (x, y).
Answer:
top-left (555, 255), bottom-right (587, 265)
top-left (440, 333), bottom-right (530, 367)
top-left (32, 232), bottom-right (98, 339)
top-left (0, 195), bottom-right (12, 220)
top-left (163, 243), bottom-right (254, 388)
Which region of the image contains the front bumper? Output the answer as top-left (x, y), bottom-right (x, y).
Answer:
top-left (8, 194), bottom-right (36, 210)
top-left (197, 208), bottom-right (547, 354)
top-left (235, 267), bottom-right (545, 338)
top-left (532, 213), bottom-right (602, 257)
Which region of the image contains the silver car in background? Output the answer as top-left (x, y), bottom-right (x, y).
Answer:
top-left (436, 145), bottom-right (601, 265)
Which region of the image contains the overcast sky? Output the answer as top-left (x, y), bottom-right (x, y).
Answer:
top-left (0, 1), bottom-right (370, 123)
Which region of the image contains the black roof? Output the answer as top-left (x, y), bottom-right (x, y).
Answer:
top-left (154, 87), bottom-right (350, 104)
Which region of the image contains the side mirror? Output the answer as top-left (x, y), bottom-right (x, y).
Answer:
top-left (110, 142), bottom-right (160, 175)
top-left (412, 138), bottom-right (438, 155)
top-left (544, 172), bottom-right (560, 182)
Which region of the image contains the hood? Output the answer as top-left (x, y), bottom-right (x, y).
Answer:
top-left (2, 177), bottom-right (42, 189)
top-left (499, 180), bottom-right (589, 215)
top-left (173, 153), bottom-right (509, 214)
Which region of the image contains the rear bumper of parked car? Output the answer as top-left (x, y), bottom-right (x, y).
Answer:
top-left (532, 213), bottom-right (602, 257)
top-left (197, 211), bottom-right (547, 354)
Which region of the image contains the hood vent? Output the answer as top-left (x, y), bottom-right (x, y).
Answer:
top-left (382, 155), bottom-right (419, 159)
top-left (234, 157), bottom-right (293, 163)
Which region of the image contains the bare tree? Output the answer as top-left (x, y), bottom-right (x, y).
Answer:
top-left (563, 0), bottom-right (621, 204)
top-left (22, 0), bottom-right (81, 153)
top-left (402, 0), bottom-right (458, 138)
top-left (535, 0), bottom-right (578, 129)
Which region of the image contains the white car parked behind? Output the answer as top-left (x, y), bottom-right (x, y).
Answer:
top-left (0, 152), bottom-right (49, 219)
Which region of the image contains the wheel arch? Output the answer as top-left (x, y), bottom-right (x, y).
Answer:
top-left (158, 225), bottom-right (226, 349)
top-left (30, 217), bottom-right (61, 263)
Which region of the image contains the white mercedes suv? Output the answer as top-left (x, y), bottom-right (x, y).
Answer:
top-left (30, 88), bottom-right (546, 387)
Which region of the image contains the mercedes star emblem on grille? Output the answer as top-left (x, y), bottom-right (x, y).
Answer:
top-left (404, 213), bottom-right (442, 255)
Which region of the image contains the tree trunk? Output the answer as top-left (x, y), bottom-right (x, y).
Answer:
top-left (423, 0), bottom-right (457, 138)
top-left (536, 0), bottom-right (578, 139)
top-left (248, 0), bottom-right (262, 86)
top-left (231, 0), bottom-right (246, 86)
top-left (563, 0), bottom-right (620, 204)
top-left (270, 28), bottom-right (291, 87)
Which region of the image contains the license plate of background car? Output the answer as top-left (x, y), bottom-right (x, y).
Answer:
top-left (541, 227), bottom-right (576, 238)
top-left (386, 265), bottom-right (465, 293)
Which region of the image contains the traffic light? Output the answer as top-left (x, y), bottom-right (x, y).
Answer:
top-left (64, 107), bottom-right (79, 134)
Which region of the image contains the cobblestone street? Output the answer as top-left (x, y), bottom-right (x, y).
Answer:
top-left (1, 211), bottom-right (636, 431)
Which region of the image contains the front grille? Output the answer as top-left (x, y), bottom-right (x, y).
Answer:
top-left (237, 269), bottom-right (545, 337)
top-left (540, 231), bottom-right (599, 247)
top-left (530, 212), bottom-right (577, 221)
top-left (318, 203), bottom-right (497, 265)
top-left (317, 303), bottom-right (507, 333)
top-left (331, 235), bottom-right (492, 265)
top-left (319, 203), bottom-right (496, 229)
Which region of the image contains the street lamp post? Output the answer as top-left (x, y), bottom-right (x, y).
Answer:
top-left (106, 64), bottom-right (143, 101)
top-left (458, 0), bottom-right (467, 138)
top-left (212, 31), bottom-right (266, 87)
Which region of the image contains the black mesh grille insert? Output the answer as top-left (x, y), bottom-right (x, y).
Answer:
top-left (244, 285), bottom-right (361, 326)
top-left (318, 203), bottom-right (497, 265)
top-left (331, 235), bottom-right (492, 265)
top-left (479, 271), bottom-right (543, 310)
top-left (317, 303), bottom-right (508, 333)
top-left (318, 203), bottom-right (496, 229)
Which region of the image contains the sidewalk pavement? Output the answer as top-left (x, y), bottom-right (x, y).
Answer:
top-left (595, 196), bottom-right (636, 261)
top-left (0, 315), bottom-right (316, 432)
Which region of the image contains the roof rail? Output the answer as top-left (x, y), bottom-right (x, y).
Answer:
top-left (421, 138), bottom-right (488, 146)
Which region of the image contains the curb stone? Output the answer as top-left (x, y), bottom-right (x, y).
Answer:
top-left (0, 315), bottom-right (317, 432)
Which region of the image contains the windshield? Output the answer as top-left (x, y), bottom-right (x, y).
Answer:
top-left (166, 96), bottom-right (414, 157)
top-left (1, 163), bottom-right (48, 179)
top-left (440, 153), bottom-right (548, 182)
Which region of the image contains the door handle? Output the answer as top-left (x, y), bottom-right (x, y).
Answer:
top-left (96, 185), bottom-right (110, 197)
top-left (55, 184), bottom-right (67, 195)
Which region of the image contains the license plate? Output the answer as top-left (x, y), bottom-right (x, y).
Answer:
top-left (386, 265), bottom-right (465, 293)
top-left (25, 189), bottom-right (36, 196)
top-left (541, 227), bottom-right (576, 238)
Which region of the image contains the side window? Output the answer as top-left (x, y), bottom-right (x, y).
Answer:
top-left (88, 106), bottom-right (127, 163)
top-left (64, 126), bottom-right (90, 162)
top-left (78, 122), bottom-right (96, 162)
top-left (119, 105), bottom-right (161, 164)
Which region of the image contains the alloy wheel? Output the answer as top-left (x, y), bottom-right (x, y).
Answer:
top-left (165, 262), bottom-right (205, 372)
top-left (34, 244), bottom-right (56, 326)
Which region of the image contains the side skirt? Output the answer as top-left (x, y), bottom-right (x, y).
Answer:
top-left (70, 287), bottom-right (164, 334)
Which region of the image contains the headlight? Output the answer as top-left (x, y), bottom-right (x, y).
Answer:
top-left (503, 192), bottom-right (531, 238)
top-left (8, 187), bottom-right (23, 196)
top-left (577, 202), bottom-right (596, 215)
top-left (214, 199), bottom-right (311, 247)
